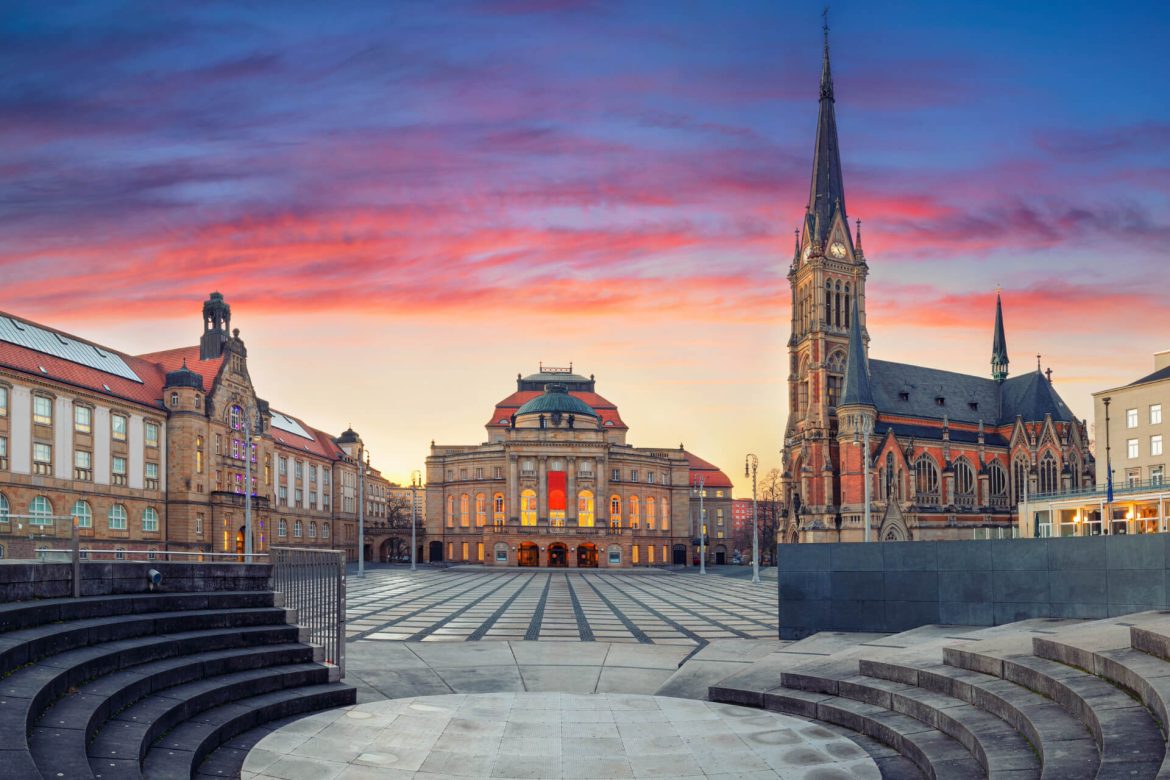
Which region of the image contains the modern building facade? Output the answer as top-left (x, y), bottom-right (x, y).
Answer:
top-left (425, 366), bottom-right (733, 567)
top-left (779, 27), bottom-right (1093, 544)
top-left (1020, 350), bottom-right (1169, 538)
top-left (0, 293), bottom-right (389, 561)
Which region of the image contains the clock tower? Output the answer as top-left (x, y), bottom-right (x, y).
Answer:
top-left (782, 19), bottom-right (869, 538)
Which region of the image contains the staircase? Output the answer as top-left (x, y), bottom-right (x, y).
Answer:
top-left (0, 588), bottom-right (355, 779)
top-left (705, 613), bottom-right (1170, 779)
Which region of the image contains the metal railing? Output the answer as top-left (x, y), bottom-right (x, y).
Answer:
top-left (269, 546), bottom-right (346, 678)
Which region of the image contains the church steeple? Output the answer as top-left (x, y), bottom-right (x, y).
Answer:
top-left (991, 291), bottom-right (1009, 382)
top-left (806, 11), bottom-right (846, 247)
top-left (840, 296), bottom-right (873, 408)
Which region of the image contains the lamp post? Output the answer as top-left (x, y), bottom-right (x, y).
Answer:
top-left (243, 412), bottom-right (256, 560)
top-left (692, 475), bottom-right (706, 575)
top-left (358, 448), bottom-right (366, 577)
top-left (745, 454), bottom-right (760, 584)
top-left (853, 417), bottom-right (874, 542)
top-left (410, 469), bottom-right (421, 572)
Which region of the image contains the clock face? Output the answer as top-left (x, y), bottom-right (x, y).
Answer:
top-left (802, 245), bottom-right (812, 263)
top-left (830, 241), bottom-right (847, 259)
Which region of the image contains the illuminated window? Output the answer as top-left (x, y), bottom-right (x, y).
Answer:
top-left (74, 405), bottom-right (92, 434)
top-left (578, 490), bottom-right (595, 527)
top-left (476, 493), bottom-right (487, 527)
top-left (108, 503), bottom-right (127, 530)
top-left (521, 490), bottom-right (537, 526)
top-left (629, 496), bottom-right (640, 529)
top-left (632, 545), bottom-right (639, 564)
top-left (648, 545), bottom-right (655, 564)
top-left (460, 494), bottom-right (470, 527)
top-left (661, 497), bottom-right (669, 524)
top-left (446, 495), bottom-right (454, 527)
top-left (645, 497), bottom-right (656, 530)
top-left (142, 507), bottom-right (159, 532)
top-left (196, 436), bottom-right (204, 474)
top-left (610, 495), bottom-right (621, 527)
top-left (493, 493), bottom-right (505, 525)
top-left (33, 396), bottom-right (53, 426)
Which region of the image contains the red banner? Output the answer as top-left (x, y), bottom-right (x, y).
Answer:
top-left (548, 471), bottom-right (566, 512)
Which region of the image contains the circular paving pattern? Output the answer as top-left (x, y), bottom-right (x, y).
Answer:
top-left (241, 692), bottom-right (880, 779)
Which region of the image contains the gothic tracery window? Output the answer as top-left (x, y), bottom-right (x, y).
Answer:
top-left (826, 351), bottom-right (846, 408)
top-left (1011, 457), bottom-right (1029, 504)
top-left (914, 456), bottom-right (939, 502)
top-left (885, 452), bottom-right (897, 500)
top-left (988, 462), bottom-right (1007, 502)
top-left (1039, 452), bottom-right (1059, 494)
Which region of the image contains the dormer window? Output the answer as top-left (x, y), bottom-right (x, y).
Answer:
top-left (898, 392), bottom-right (909, 402)
top-left (968, 402), bottom-right (979, 411)
top-left (935, 397), bottom-right (945, 406)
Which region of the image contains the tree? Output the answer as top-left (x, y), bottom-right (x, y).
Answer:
top-left (757, 468), bottom-right (782, 564)
top-left (374, 494), bottom-right (418, 561)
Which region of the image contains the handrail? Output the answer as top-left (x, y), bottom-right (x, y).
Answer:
top-left (269, 547), bottom-right (346, 678)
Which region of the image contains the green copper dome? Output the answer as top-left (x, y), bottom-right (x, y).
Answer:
top-left (516, 384), bottom-right (598, 418)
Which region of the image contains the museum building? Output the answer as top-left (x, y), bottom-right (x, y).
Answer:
top-left (425, 367), bottom-right (733, 567)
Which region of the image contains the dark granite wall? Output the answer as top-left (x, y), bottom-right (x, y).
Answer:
top-left (778, 536), bottom-right (1169, 639)
top-left (0, 561), bottom-right (273, 602)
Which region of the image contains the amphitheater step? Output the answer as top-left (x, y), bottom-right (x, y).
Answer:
top-left (860, 658), bottom-right (1100, 780)
top-left (945, 646), bottom-right (1165, 777)
top-left (140, 683), bottom-right (356, 780)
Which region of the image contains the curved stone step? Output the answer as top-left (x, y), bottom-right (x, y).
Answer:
top-left (0, 591), bottom-right (275, 635)
top-left (782, 667), bottom-right (1040, 778)
top-left (861, 658), bottom-right (1099, 780)
top-left (761, 685), bottom-right (986, 779)
top-left (83, 663), bottom-right (327, 777)
top-left (1133, 625), bottom-right (1170, 665)
top-left (140, 683), bottom-right (356, 780)
top-left (31, 643), bottom-right (314, 780)
top-left (944, 647), bottom-right (1164, 777)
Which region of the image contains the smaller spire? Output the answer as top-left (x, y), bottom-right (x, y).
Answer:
top-left (991, 292), bottom-right (1009, 382)
top-left (793, 229), bottom-right (801, 261)
top-left (839, 295), bottom-right (874, 408)
top-left (820, 6), bottom-right (834, 101)
top-left (855, 219), bottom-right (863, 253)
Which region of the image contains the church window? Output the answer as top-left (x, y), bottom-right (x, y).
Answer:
top-left (1011, 457), bottom-right (1029, 504)
top-left (914, 456), bottom-right (939, 502)
top-left (884, 452), bottom-right (897, 500)
top-left (475, 493), bottom-right (487, 527)
top-left (460, 494), bottom-right (470, 527)
top-left (521, 490), bottom-right (537, 526)
top-left (988, 462), bottom-right (1007, 501)
top-left (844, 284), bottom-right (851, 328)
top-left (834, 281), bottom-right (842, 328)
top-left (578, 490), bottom-right (595, 527)
top-left (1067, 453), bottom-right (1080, 489)
top-left (954, 459), bottom-right (975, 502)
top-left (1038, 453), bottom-right (1058, 494)
top-left (824, 283), bottom-right (832, 325)
top-left (825, 351), bottom-right (846, 408)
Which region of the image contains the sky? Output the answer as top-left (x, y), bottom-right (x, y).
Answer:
top-left (2, 0), bottom-right (1169, 491)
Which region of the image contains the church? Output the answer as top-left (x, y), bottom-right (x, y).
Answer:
top-left (780, 26), bottom-right (1094, 543)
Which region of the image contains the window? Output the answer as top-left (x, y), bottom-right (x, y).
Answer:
top-left (196, 436), bottom-right (204, 474)
top-left (1153, 435), bottom-right (1164, 457)
top-left (1038, 452), bottom-right (1059, 494)
top-left (72, 500), bottom-right (92, 528)
top-left (279, 486), bottom-right (288, 503)
top-left (33, 442), bottom-right (52, 475)
top-left (446, 495), bottom-right (454, 527)
top-left (647, 472), bottom-right (655, 484)
top-left (630, 470), bottom-right (639, 482)
top-left (1152, 466), bottom-right (1165, 486)
top-left (988, 462), bottom-right (1007, 500)
top-left (476, 493), bottom-right (487, 527)
top-left (611, 468), bottom-right (621, 482)
top-left (577, 490), bottom-right (595, 527)
top-left (661, 497), bottom-right (669, 524)
top-left (1128, 439), bottom-right (1139, 459)
top-left (230, 405), bottom-right (242, 430)
top-left (632, 545), bottom-right (639, 564)
top-left (460, 494), bottom-right (470, 527)
top-left (0, 386), bottom-right (6, 416)
top-left (608, 546), bottom-right (621, 565)
top-left (145, 462), bottom-right (159, 490)
top-left (495, 543), bottom-right (508, 562)
top-left (954, 459), bottom-right (975, 498)
top-left (474, 467), bottom-right (484, 480)
top-left (520, 489), bottom-right (537, 526)
top-left (294, 519), bottom-right (303, 537)
top-left (278, 518), bottom-right (287, 537)
top-left (74, 450), bottom-right (92, 480)
top-left (322, 523), bottom-right (330, 539)
top-left (1127, 409), bottom-right (1139, 428)
top-left (610, 495), bottom-right (621, 527)
top-left (74, 405), bottom-right (92, 433)
top-left (914, 457), bottom-right (939, 501)
top-left (170, 392), bottom-right (179, 408)
top-left (309, 521), bottom-right (317, 538)
top-left (142, 507), bottom-right (159, 532)
top-left (145, 422), bottom-right (159, 448)
top-left (295, 461), bottom-right (304, 480)
top-left (195, 395), bottom-right (201, 410)
top-left (232, 438), bottom-right (240, 459)
top-left (646, 496), bottom-right (656, 529)
top-left (112, 414), bottom-right (127, 441)
top-left (215, 434), bottom-right (222, 455)
top-left (33, 396), bottom-right (53, 425)
top-left (195, 513), bottom-right (204, 536)
top-left (115, 548), bottom-right (125, 560)
top-left (1012, 457), bottom-right (1029, 504)
top-left (295, 488), bottom-right (303, 505)
top-left (112, 456), bottom-right (127, 486)
top-left (0, 435), bottom-right (6, 470)
top-left (108, 504), bottom-right (127, 530)
top-left (0, 493), bottom-right (6, 521)
top-left (493, 466), bottom-right (503, 479)
top-left (1153, 405), bottom-right (1163, 426)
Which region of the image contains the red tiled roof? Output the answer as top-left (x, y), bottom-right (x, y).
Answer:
top-left (268, 414), bottom-right (343, 461)
top-left (487, 390), bottom-right (627, 429)
top-left (683, 451), bottom-right (734, 488)
top-left (136, 346), bottom-right (227, 392)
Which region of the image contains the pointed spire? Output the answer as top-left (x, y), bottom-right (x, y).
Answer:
top-left (840, 295), bottom-right (874, 407)
top-left (855, 218), bottom-right (863, 253)
top-left (793, 229), bottom-right (801, 261)
top-left (991, 291), bottom-right (1009, 382)
top-left (807, 10), bottom-right (847, 246)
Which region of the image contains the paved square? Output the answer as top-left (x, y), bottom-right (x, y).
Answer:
top-left (345, 568), bottom-right (778, 646)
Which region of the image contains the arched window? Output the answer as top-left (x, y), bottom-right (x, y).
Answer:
top-left (475, 493), bottom-right (487, 527)
top-left (322, 523), bottom-right (330, 539)
top-left (661, 497), bottom-right (669, 525)
top-left (446, 495), bottom-right (454, 528)
top-left (826, 351), bottom-right (846, 408)
top-left (108, 503), bottom-right (127, 530)
top-left (1012, 457), bottom-right (1029, 504)
top-left (835, 281), bottom-right (842, 328)
top-left (520, 489), bottom-right (537, 526)
top-left (610, 495), bottom-right (621, 527)
top-left (170, 392), bottom-right (179, 408)
top-left (230, 405), bottom-right (242, 431)
top-left (1039, 452), bottom-right (1059, 495)
top-left (142, 507), bottom-right (159, 532)
top-left (29, 496), bottom-right (53, 526)
top-left (844, 283), bottom-right (851, 328)
top-left (493, 493), bottom-right (505, 525)
top-left (797, 359), bottom-right (810, 419)
top-left (954, 459), bottom-right (975, 499)
top-left (988, 462), bottom-right (1007, 502)
top-left (1067, 453), bottom-right (1080, 489)
top-left (629, 496), bottom-right (640, 529)
top-left (294, 519), bottom-right (303, 537)
top-left (646, 497), bottom-right (656, 530)
top-left (309, 521), bottom-right (317, 538)
top-left (578, 490), bottom-right (595, 527)
top-left (0, 493), bottom-right (9, 521)
top-left (196, 436), bottom-right (204, 474)
top-left (914, 457), bottom-right (939, 502)
top-left (824, 282), bottom-right (832, 325)
top-left (460, 494), bottom-right (470, 527)
top-left (884, 452), bottom-right (897, 500)
top-left (279, 518), bottom-right (287, 537)
top-left (72, 500), bottom-right (92, 529)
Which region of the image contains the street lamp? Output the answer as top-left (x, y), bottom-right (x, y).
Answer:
top-left (243, 411), bottom-right (259, 560)
top-left (853, 416), bottom-right (874, 542)
top-left (745, 454), bottom-right (760, 584)
top-left (692, 475), bottom-right (706, 575)
top-left (358, 448), bottom-right (367, 577)
top-left (410, 469), bottom-right (422, 572)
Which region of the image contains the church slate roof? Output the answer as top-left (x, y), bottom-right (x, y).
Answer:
top-left (839, 297), bottom-right (873, 407)
top-left (869, 359), bottom-right (1078, 426)
top-left (880, 422), bottom-right (1009, 447)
